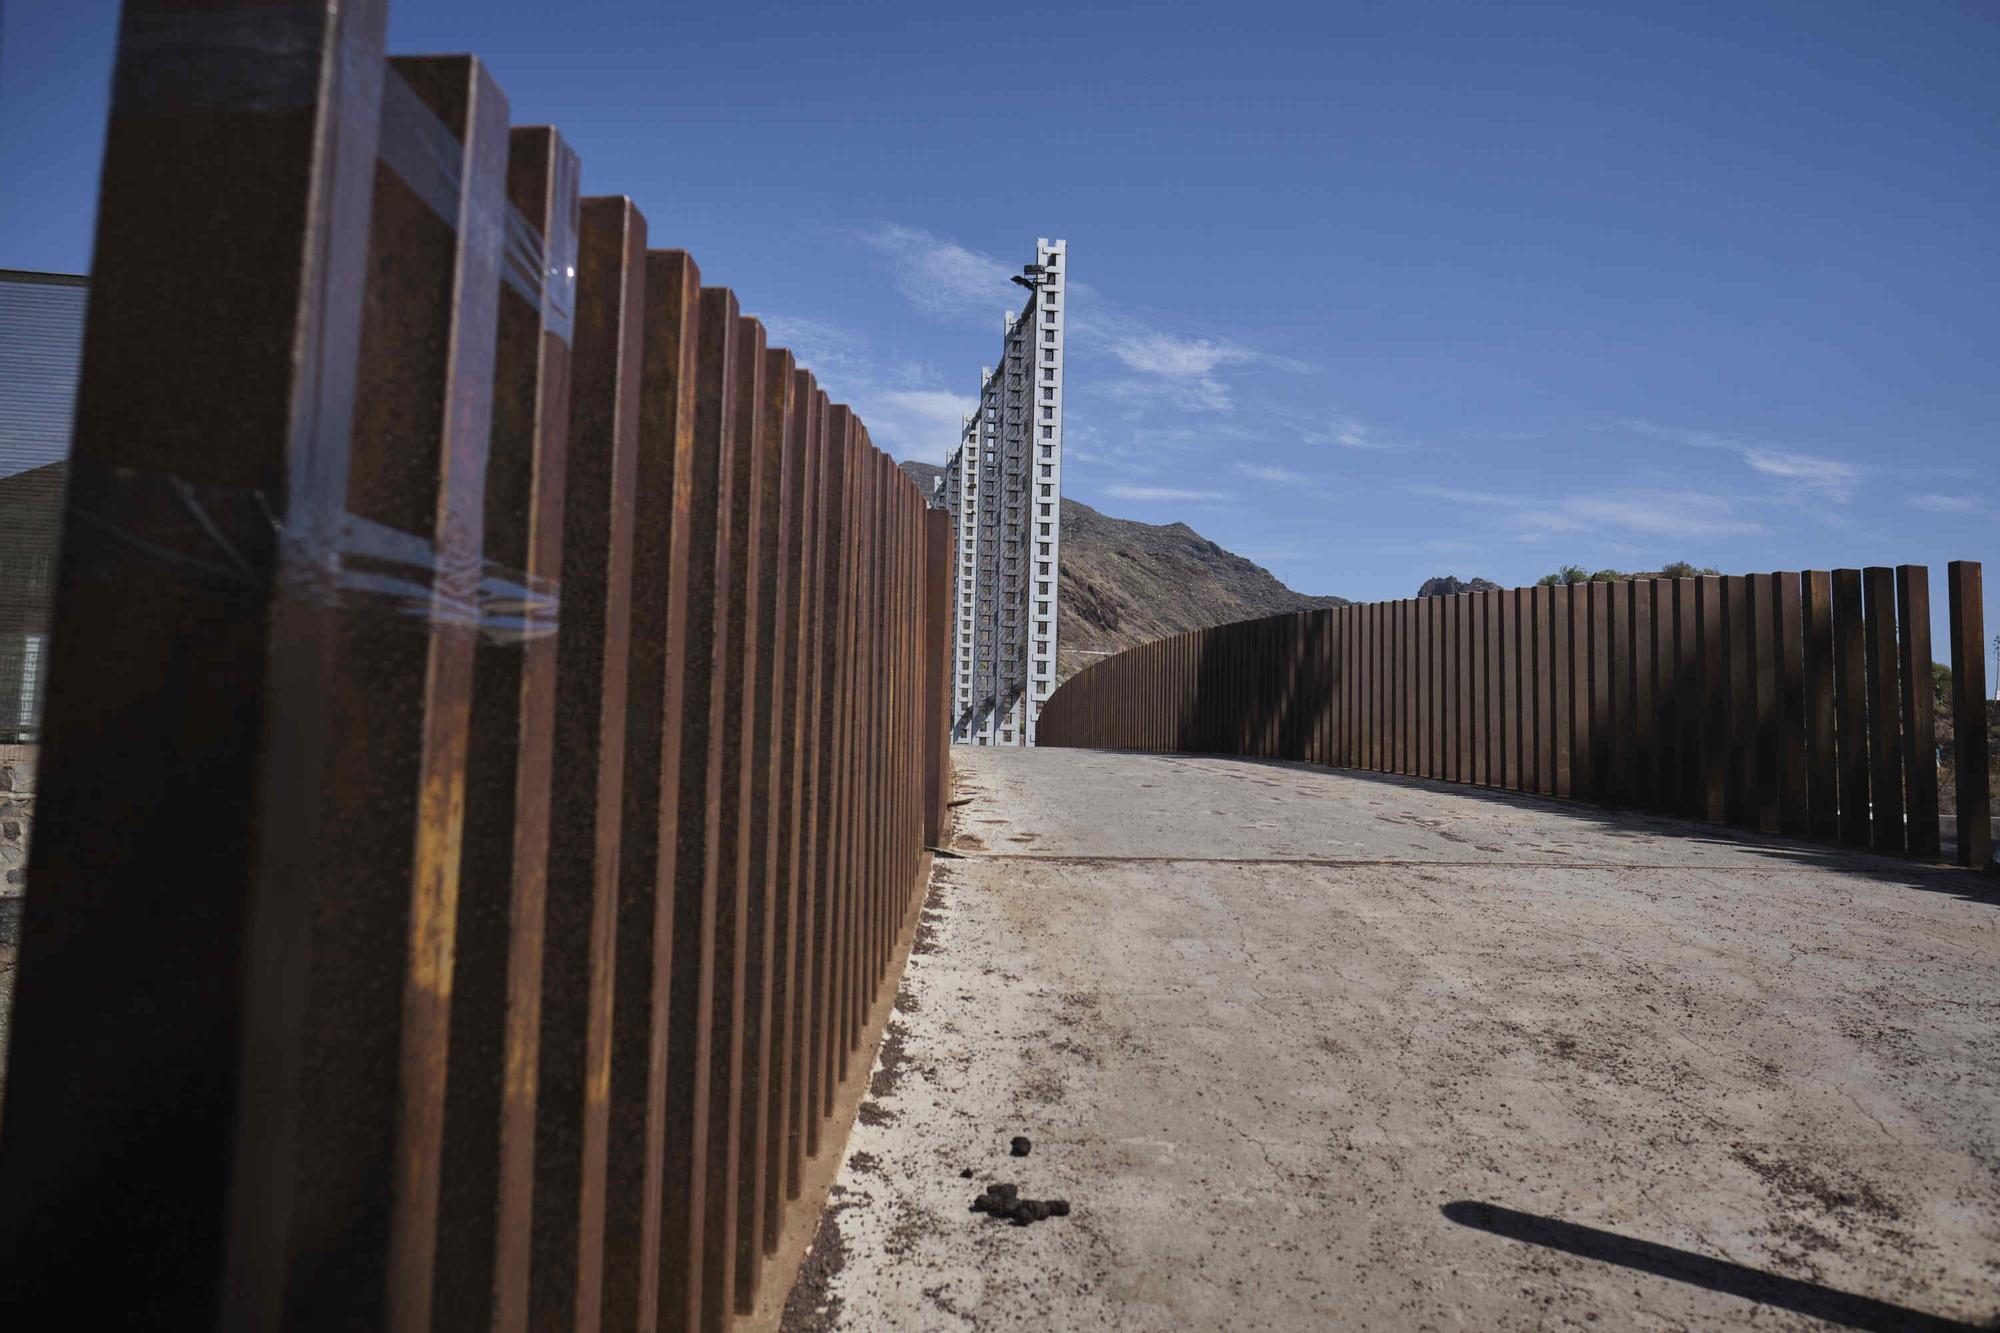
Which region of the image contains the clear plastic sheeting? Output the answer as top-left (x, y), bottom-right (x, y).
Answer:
top-left (59, 459), bottom-right (558, 645)
top-left (380, 65), bottom-right (579, 344)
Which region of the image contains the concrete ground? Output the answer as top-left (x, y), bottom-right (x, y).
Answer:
top-left (782, 747), bottom-right (2000, 1332)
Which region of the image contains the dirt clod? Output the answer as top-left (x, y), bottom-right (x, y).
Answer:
top-left (968, 1181), bottom-right (1070, 1227)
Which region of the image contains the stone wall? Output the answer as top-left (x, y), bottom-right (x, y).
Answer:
top-left (1, 744), bottom-right (32, 897)
top-left (0, 744), bottom-right (31, 1101)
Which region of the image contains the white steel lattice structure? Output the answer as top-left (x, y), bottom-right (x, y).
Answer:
top-left (932, 239), bottom-right (1065, 746)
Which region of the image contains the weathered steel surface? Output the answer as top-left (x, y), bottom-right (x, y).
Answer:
top-left (603, 243), bottom-right (702, 1333)
top-left (1946, 562), bottom-right (1992, 869)
top-left (1751, 572), bottom-right (1780, 834)
top-left (1550, 586), bottom-right (1572, 797)
top-left (1428, 597), bottom-right (1445, 779)
top-left (923, 507), bottom-right (951, 845)
top-left (1469, 594), bottom-right (1487, 785)
top-left (1863, 567), bottom-right (1905, 856)
top-left (1607, 579), bottom-right (1630, 805)
top-left (811, 408), bottom-right (855, 1124)
top-left (1631, 580), bottom-right (1654, 811)
top-left (1407, 600), bottom-right (1423, 775)
top-left (1672, 580), bottom-right (1698, 818)
top-left (1715, 573), bottom-right (1741, 828)
top-left (284, 55), bottom-right (512, 1333)
top-left (1697, 575), bottom-right (1727, 823)
top-left (797, 386), bottom-right (835, 1157)
top-left (1532, 586), bottom-right (1553, 796)
top-left (658, 285), bottom-right (738, 1330)
top-left (761, 362), bottom-right (810, 1251)
top-left (1500, 589), bottom-right (1519, 790)
top-left (1775, 573), bottom-right (1808, 839)
top-left (693, 313), bottom-right (767, 1332)
top-left (530, 191), bottom-right (644, 1333)
top-left (1654, 582), bottom-right (1680, 814)
top-left (435, 122), bottom-right (577, 1333)
top-left (1572, 584), bottom-right (1596, 803)
top-left (1833, 569), bottom-right (1871, 847)
top-left (0, 17), bottom-right (949, 1331)
top-left (1803, 571), bottom-right (1838, 843)
top-left (1896, 566), bottom-right (1940, 860)
top-left (733, 343), bottom-right (800, 1313)
top-left (0, 2), bottom-right (393, 1323)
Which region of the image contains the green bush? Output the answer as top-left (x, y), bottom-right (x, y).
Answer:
top-left (1658, 560), bottom-right (1721, 578)
top-left (1534, 560), bottom-right (1720, 585)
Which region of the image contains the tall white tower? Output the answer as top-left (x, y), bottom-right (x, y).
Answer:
top-left (937, 239), bottom-right (1065, 746)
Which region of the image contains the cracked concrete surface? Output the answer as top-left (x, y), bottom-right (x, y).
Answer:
top-left (784, 747), bottom-right (2000, 1330)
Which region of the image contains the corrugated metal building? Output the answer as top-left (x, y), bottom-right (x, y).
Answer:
top-left (0, 271), bottom-right (87, 741)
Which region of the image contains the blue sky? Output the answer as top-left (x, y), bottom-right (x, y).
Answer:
top-left (3, 0), bottom-right (1995, 649)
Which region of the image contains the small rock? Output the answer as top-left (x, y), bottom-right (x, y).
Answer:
top-left (1010, 1136), bottom-right (1032, 1158)
top-left (959, 1167), bottom-right (975, 1179)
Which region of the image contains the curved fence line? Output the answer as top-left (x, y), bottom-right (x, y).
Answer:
top-left (1041, 568), bottom-right (1993, 871)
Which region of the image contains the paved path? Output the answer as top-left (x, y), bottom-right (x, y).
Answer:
top-left (784, 748), bottom-right (1999, 1331)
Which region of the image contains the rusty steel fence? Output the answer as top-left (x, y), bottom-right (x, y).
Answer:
top-left (1041, 567), bottom-right (1994, 871)
top-left (0, 4), bottom-right (951, 1330)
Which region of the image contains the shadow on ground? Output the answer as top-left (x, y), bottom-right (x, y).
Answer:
top-left (1443, 1201), bottom-right (1997, 1333)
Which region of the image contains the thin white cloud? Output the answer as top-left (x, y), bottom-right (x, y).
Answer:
top-left (1739, 446), bottom-right (1861, 502)
top-left (1304, 413), bottom-right (1409, 450)
top-left (1234, 461), bottom-right (1311, 485)
top-left (854, 225), bottom-right (1295, 419)
top-left (1908, 493), bottom-right (1979, 515)
top-left (760, 315), bottom-right (871, 381)
top-left (1099, 373), bottom-right (1237, 414)
top-left (1555, 492), bottom-right (1763, 540)
top-left (1088, 330), bottom-right (1267, 412)
top-left (1107, 332), bottom-right (1257, 379)
top-left (1411, 481), bottom-right (1762, 543)
top-left (855, 224), bottom-right (1015, 319)
top-left (1620, 421), bottom-right (1863, 503)
top-left (1102, 483), bottom-right (1233, 503)
top-left (860, 387), bottom-right (977, 461)
top-left (761, 309), bottom-right (972, 461)
top-left (1069, 301), bottom-right (1268, 412)
top-left (1410, 484), bottom-right (1515, 507)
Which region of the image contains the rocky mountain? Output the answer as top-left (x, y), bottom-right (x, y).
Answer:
top-left (900, 461), bottom-right (1346, 682)
top-left (1416, 575), bottom-right (1501, 597)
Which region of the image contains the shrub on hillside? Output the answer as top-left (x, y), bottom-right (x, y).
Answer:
top-left (1534, 560), bottom-right (1719, 586)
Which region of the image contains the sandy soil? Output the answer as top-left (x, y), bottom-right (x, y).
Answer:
top-left (786, 747), bottom-right (1999, 1331)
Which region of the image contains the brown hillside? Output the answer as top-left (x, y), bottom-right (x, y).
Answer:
top-left (900, 461), bottom-right (1346, 682)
